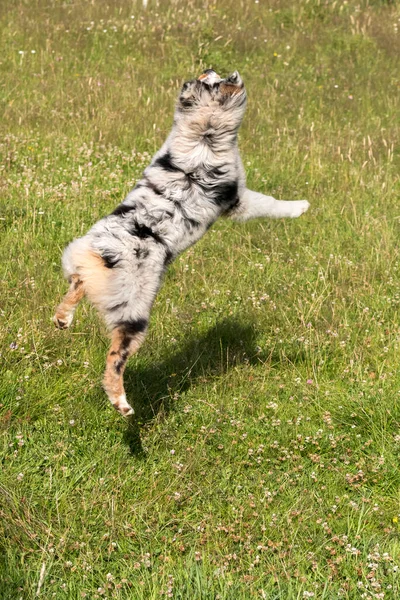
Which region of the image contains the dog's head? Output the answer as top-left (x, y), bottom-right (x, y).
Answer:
top-left (177, 69), bottom-right (247, 124)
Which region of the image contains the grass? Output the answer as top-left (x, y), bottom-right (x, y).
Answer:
top-left (1, 0), bottom-right (400, 597)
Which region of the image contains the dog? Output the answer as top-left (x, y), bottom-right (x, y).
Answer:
top-left (53, 69), bottom-right (309, 417)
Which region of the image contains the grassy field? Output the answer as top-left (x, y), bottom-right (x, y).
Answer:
top-left (1, 0), bottom-right (400, 597)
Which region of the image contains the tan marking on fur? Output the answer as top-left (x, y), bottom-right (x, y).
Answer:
top-left (220, 83), bottom-right (242, 96)
top-left (198, 72), bottom-right (220, 81)
top-left (71, 250), bottom-right (113, 307)
top-left (103, 328), bottom-right (147, 416)
top-left (53, 275), bottom-right (85, 328)
top-left (103, 328), bottom-right (125, 398)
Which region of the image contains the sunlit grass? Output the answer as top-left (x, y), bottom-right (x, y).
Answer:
top-left (1, 0), bottom-right (400, 598)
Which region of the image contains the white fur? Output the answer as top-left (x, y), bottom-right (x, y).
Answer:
top-left (230, 190), bottom-right (310, 221)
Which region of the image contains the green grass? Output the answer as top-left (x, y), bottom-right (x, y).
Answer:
top-left (1, 0), bottom-right (400, 598)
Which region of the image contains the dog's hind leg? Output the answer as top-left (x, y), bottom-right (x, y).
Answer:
top-left (103, 319), bottom-right (148, 416)
top-left (53, 275), bottom-right (85, 329)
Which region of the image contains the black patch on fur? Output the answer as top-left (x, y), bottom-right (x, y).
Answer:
top-left (155, 153), bottom-right (197, 192)
top-left (179, 86), bottom-right (196, 108)
top-left (102, 252), bottom-right (120, 269)
top-left (129, 221), bottom-right (164, 245)
top-left (164, 249), bottom-right (173, 266)
top-left (114, 348), bottom-right (130, 374)
top-left (118, 319), bottom-right (148, 338)
top-left (213, 180), bottom-right (239, 207)
top-left (114, 360), bottom-right (123, 374)
top-left (112, 203), bottom-right (135, 217)
top-left (112, 319), bottom-right (148, 364)
top-left (155, 151), bottom-right (183, 173)
top-left (180, 98), bottom-right (194, 108)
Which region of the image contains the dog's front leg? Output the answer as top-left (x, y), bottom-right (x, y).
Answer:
top-left (229, 188), bottom-right (309, 222)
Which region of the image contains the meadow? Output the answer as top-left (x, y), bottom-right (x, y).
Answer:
top-left (1, 0), bottom-right (400, 597)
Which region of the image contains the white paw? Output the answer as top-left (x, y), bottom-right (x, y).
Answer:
top-left (289, 200), bottom-right (310, 218)
top-left (295, 200), bottom-right (310, 217)
top-left (53, 312), bottom-right (74, 329)
top-left (113, 394), bottom-right (134, 417)
top-left (123, 407), bottom-right (135, 417)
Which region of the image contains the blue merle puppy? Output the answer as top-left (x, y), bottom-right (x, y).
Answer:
top-left (53, 69), bottom-right (309, 416)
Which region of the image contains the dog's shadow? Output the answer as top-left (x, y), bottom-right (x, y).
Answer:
top-left (123, 318), bottom-right (266, 455)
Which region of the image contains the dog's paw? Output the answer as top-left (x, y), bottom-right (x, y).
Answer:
top-left (113, 395), bottom-right (135, 417)
top-left (289, 200), bottom-right (310, 218)
top-left (121, 406), bottom-right (135, 417)
top-left (53, 313), bottom-right (73, 329)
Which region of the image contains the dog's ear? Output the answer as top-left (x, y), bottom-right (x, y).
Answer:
top-left (178, 80), bottom-right (200, 108)
top-left (220, 71), bottom-right (244, 96)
